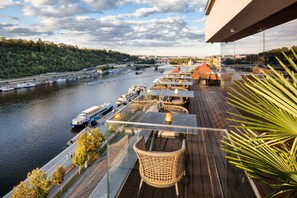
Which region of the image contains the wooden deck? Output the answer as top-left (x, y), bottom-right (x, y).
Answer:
top-left (117, 84), bottom-right (259, 198)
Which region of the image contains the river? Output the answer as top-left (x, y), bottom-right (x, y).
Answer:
top-left (0, 67), bottom-right (168, 196)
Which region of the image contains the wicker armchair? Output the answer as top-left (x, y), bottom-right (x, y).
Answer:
top-left (170, 86), bottom-right (188, 91)
top-left (150, 85), bottom-right (167, 90)
top-left (161, 99), bottom-right (186, 107)
top-left (134, 137), bottom-right (185, 197)
top-left (158, 105), bottom-right (189, 114)
top-left (157, 105), bottom-right (188, 138)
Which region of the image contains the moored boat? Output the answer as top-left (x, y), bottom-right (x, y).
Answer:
top-left (116, 85), bottom-right (146, 106)
top-left (72, 103), bottom-right (113, 127)
top-left (116, 92), bottom-right (138, 106)
top-left (56, 78), bottom-right (66, 83)
top-left (16, 82), bottom-right (36, 89)
top-left (0, 85), bottom-right (14, 92)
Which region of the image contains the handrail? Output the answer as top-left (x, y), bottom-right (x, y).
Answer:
top-left (106, 119), bottom-right (227, 133)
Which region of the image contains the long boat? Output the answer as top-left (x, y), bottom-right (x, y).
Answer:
top-left (0, 85), bottom-right (14, 92)
top-left (16, 82), bottom-right (36, 89)
top-left (71, 103), bottom-right (113, 127)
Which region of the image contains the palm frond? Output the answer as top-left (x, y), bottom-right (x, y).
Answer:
top-left (227, 50), bottom-right (297, 137)
top-left (223, 49), bottom-right (297, 197)
top-left (222, 129), bottom-right (297, 195)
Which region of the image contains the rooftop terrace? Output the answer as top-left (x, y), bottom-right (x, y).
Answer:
top-left (117, 84), bottom-right (257, 198)
top-left (89, 79), bottom-right (275, 198)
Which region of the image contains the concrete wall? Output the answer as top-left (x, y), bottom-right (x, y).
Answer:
top-left (205, 0), bottom-right (297, 42)
top-left (205, 0), bottom-right (252, 42)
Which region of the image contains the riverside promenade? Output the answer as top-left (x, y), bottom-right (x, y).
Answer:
top-left (3, 109), bottom-right (116, 198)
top-left (0, 70), bottom-right (96, 86)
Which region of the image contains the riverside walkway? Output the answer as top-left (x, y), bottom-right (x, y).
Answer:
top-left (3, 109), bottom-right (114, 198)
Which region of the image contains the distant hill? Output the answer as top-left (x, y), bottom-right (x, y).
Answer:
top-left (0, 38), bottom-right (138, 79)
top-left (222, 46), bottom-right (297, 66)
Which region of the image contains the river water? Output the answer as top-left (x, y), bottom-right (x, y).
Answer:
top-left (0, 68), bottom-right (167, 196)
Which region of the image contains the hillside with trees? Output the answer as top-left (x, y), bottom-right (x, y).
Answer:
top-left (0, 38), bottom-right (138, 79)
top-left (169, 57), bottom-right (204, 65)
top-left (222, 46), bottom-right (297, 66)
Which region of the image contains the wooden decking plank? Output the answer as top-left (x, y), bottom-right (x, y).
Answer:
top-left (192, 89), bottom-right (221, 196)
top-left (197, 132), bottom-right (213, 197)
top-left (190, 133), bottom-right (204, 197)
top-left (199, 92), bottom-right (225, 197)
top-left (183, 133), bottom-right (194, 198)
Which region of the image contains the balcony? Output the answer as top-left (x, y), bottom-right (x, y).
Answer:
top-left (89, 80), bottom-right (257, 198)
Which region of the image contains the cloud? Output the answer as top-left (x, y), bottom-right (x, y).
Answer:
top-left (0, 23), bottom-right (15, 28)
top-left (82, 0), bottom-right (120, 10)
top-left (28, 14), bottom-right (205, 51)
top-left (195, 16), bottom-right (206, 23)
top-left (0, 15), bottom-right (20, 23)
top-left (22, 0), bottom-right (207, 18)
top-left (23, 1), bottom-right (90, 17)
top-left (0, 0), bottom-right (21, 9)
top-left (0, 21), bottom-right (53, 37)
top-left (9, 27), bottom-right (53, 36)
top-left (1, 0), bottom-right (215, 56)
top-left (23, 0), bottom-right (123, 17)
top-left (109, 0), bottom-right (207, 19)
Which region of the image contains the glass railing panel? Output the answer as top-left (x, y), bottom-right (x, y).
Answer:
top-left (90, 94), bottom-right (255, 197)
top-left (104, 117), bottom-right (232, 197)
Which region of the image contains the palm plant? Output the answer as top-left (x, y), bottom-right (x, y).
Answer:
top-left (222, 49), bottom-right (297, 197)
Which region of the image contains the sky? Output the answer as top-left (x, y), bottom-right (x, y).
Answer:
top-left (0, 0), bottom-right (220, 56)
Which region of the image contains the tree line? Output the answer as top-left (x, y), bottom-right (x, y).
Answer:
top-left (0, 38), bottom-right (139, 79)
top-left (222, 46), bottom-right (297, 66)
top-left (169, 57), bottom-right (204, 65)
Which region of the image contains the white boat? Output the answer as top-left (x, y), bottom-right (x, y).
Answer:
top-left (109, 69), bottom-right (120, 74)
top-left (128, 85), bottom-right (146, 94)
top-left (0, 85), bottom-right (14, 92)
top-left (16, 82), bottom-right (36, 89)
top-left (116, 86), bottom-right (143, 106)
top-left (97, 69), bottom-right (109, 75)
top-left (56, 78), bottom-right (66, 83)
top-left (72, 103), bottom-right (113, 127)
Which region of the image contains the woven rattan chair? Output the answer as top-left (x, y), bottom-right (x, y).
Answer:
top-left (161, 100), bottom-right (186, 107)
top-left (170, 86), bottom-right (188, 91)
top-left (134, 136), bottom-right (185, 198)
top-left (157, 105), bottom-right (189, 114)
top-left (150, 85), bottom-right (167, 90)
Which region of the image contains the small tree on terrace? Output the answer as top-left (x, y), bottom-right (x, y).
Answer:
top-left (52, 165), bottom-right (65, 192)
top-left (87, 128), bottom-right (105, 152)
top-left (28, 168), bottom-right (51, 198)
top-left (10, 181), bottom-right (31, 198)
top-left (72, 147), bottom-right (87, 174)
top-left (77, 132), bottom-right (89, 151)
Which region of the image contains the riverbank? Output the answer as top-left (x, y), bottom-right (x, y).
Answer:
top-left (0, 67), bottom-right (166, 196)
top-left (0, 64), bottom-right (131, 91)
